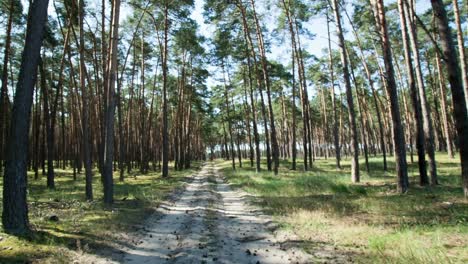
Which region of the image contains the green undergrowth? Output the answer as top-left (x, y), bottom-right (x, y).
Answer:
top-left (220, 153), bottom-right (468, 263)
top-left (0, 162), bottom-right (201, 263)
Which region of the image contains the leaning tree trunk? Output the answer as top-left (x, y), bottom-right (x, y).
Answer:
top-left (347, 49), bottom-right (370, 172)
top-left (343, 8), bottom-right (387, 171)
top-left (332, 0), bottom-right (359, 182)
top-left (2, 0), bottom-right (49, 235)
top-left (374, 0), bottom-right (409, 192)
top-left (404, 0), bottom-right (437, 185)
top-left (451, 0), bottom-right (468, 111)
top-left (249, 0), bottom-right (280, 175)
top-left (398, 0), bottom-right (428, 186)
top-left (431, 0), bottom-right (468, 197)
top-left (236, 0), bottom-right (266, 172)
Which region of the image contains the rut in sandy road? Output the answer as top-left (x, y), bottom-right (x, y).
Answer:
top-left (122, 162), bottom-right (312, 264)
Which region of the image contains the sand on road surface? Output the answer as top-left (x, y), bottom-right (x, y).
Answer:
top-left (121, 162), bottom-right (312, 264)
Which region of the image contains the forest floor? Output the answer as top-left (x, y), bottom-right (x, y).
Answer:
top-left (1, 153), bottom-right (467, 263)
top-left (0, 163), bottom-right (201, 263)
top-left (220, 153), bottom-right (468, 263)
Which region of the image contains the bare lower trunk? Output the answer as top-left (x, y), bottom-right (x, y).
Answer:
top-left (161, 4), bottom-right (169, 178)
top-left (452, 0), bottom-right (468, 111)
top-left (398, 0), bottom-right (428, 186)
top-left (374, 0), bottom-right (409, 192)
top-left (326, 9), bottom-right (341, 169)
top-left (2, 0), bottom-right (49, 235)
top-left (405, 0), bottom-right (437, 184)
top-left (431, 0), bottom-right (468, 197)
top-left (332, 0), bottom-right (359, 182)
top-left (0, 0), bottom-right (14, 171)
top-left (102, 0), bottom-right (121, 204)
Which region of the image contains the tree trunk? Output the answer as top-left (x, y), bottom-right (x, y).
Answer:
top-left (435, 51), bottom-right (454, 158)
top-left (404, 0), bottom-right (437, 184)
top-left (102, 0), bottom-right (121, 204)
top-left (249, 0), bottom-right (279, 175)
top-left (243, 40), bottom-right (261, 172)
top-left (373, 0), bottom-right (409, 192)
top-left (39, 59), bottom-right (56, 189)
top-left (348, 49), bottom-right (369, 172)
top-left (222, 60), bottom-right (236, 170)
top-left (236, 0), bottom-right (265, 172)
top-left (161, 3), bottom-right (169, 178)
top-left (343, 7), bottom-right (387, 171)
top-left (2, 0), bottom-right (49, 235)
top-left (398, 0), bottom-right (428, 186)
top-left (79, 0), bottom-right (93, 201)
top-left (326, 9), bottom-right (341, 170)
top-left (332, 0), bottom-right (359, 182)
top-left (431, 0), bottom-right (468, 197)
top-left (0, 0), bottom-right (15, 171)
top-left (452, 0), bottom-right (468, 111)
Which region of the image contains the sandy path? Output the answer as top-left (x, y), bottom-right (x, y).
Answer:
top-left (121, 162), bottom-right (312, 264)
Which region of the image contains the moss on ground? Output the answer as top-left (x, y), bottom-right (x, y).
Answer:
top-left (0, 162), bottom-right (201, 263)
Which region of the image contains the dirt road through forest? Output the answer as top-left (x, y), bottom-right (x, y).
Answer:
top-left (120, 162), bottom-right (312, 263)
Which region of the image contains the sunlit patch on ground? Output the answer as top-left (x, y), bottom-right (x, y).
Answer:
top-left (220, 153), bottom-right (468, 263)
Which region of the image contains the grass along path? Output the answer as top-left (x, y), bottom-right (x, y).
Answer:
top-left (220, 153), bottom-right (468, 263)
top-left (0, 162), bottom-right (201, 263)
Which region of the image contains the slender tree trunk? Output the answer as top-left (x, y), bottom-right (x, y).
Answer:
top-left (291, 48), bottom-right (297, 170)
top-left (343, 8), bottom-right (387, 171)
top-left (222, 60), bottom-right (236, 170)
top-left (373, 0), bottom-right (409, 192)
top-left (249, 0), bottom-right (279, 175)
top-left (405, 0), bottom-right (437, 184)
top-left (242, 67), bottom-right (254, 167)
top-left (79, 0), bottom-right (93, 201)
top-left (435, 52), bottom-right (454, 158)
top-left (39, 59), bottom-right (56, 189)
top-left (348, 50), bottom-right (369, 172)
top-left (0, 0), bottom-right (15, 171)
top-left (280, 0), bottom-right (298, 170)
top-left (295, 20), bottom-right (313, 168)
top-left (236, 0), bottom-right (264, 172)
top-left (398, 0), bottom-right (428, 186)
top-left (102, 0), bottom-right (121, 204)
top-left (117, 63), bottom-right (125, 181)
top-left (161, 3), bottom-right (169, 178)
top-left (452, 0), bottom-right (468, 111)
top-left (332, 0), bottom-right (359, 182)
top-left (33, 88), bottom-right (40, 179)
top-left (244, 44), bottom-right (261, 172)
top-left (326, 9), bottom-right (341, 169)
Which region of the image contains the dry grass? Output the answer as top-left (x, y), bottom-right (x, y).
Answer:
top-left (221, 153), bottom-right (468, 263)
